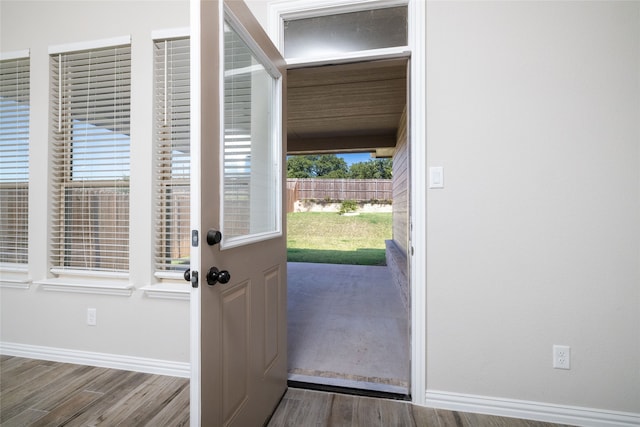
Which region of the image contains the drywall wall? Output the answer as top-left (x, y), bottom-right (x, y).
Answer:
top-left (3, 0), bottom-right (639, 418)
top-left (0, 1), bottom-right (191, 366)
top-left (425, 0), bottom-right (640, 413)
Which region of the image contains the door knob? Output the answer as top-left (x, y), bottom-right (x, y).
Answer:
top-left (206, 267), bottom-right (231, 286)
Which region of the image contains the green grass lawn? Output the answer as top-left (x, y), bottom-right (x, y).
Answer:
top-left (287, 212), bottom-right (391, 265)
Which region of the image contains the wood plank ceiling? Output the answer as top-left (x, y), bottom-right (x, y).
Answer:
top-left (287, 58), bottom-right (407, 155)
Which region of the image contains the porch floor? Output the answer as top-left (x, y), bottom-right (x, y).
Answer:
top-left (287, 262), bottom-right (410, 395)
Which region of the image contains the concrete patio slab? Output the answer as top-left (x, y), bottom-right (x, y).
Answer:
top-left (287, 262), bottom-right (410, 394)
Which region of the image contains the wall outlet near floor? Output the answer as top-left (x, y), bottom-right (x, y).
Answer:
top-left (87, 308), bottom-right (97, 326)
top-left (553, 345), bottom-right (570, 369)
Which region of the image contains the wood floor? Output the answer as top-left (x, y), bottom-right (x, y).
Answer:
top-left (267, 389), bottom-right (569, 427)
top-left (1, 356), bottom-right (569, 427)
top-left (0, 356), bottom-right (189, 426)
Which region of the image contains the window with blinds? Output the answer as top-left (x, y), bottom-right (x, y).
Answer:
top-left (50, 43), bottom-right (131, 273)
top-left (222, 20), bottom-right (280, 245)
top-left (154, 37), bottom-right (190, 274)
top-left (0, 55), bottom-right (30, 265)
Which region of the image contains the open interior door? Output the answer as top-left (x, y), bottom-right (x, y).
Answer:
top-left (190, 0), bottom-right (287, 425)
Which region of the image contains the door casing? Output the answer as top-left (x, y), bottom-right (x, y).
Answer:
top-left (267, 0), bottom-right (427, 405)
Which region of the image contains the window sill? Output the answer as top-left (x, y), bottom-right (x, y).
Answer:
top-left (0, 266), bottom-right (31, 289)
top-left (0, 278), bottom-right (31, 289)
top-left (141, 282), bottom-right (190, 301)
top-left (35, 277), bottom-right (134, 296)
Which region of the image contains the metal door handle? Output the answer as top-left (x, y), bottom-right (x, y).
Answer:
top-left (206, 267), bottom-right (231, 286)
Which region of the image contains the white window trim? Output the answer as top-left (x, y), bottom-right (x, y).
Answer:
top-left (35, 269), bottom-right (129, 295)
top-left (0, 280), bottom-right (31, 289)
top-left (35, 269), bottom-right (132, 296)
top-left (34, 279), bottom-right (134, 296)
top-left (154, 271), bottom-right (187, 281)
top-left (140, 282), bottom-right (190, 300)
top-left (152, 27), bottom-right (190, 41)
top-left (48, 35), bottom-right (131, 55)
top-left (286, 46), bottom-right (410, 69)
top-left (147, 271), bottom-right (190, 300)
top-left (0, 49), bottom-right (30, 61)
top-left (0, 263), bottom-right (30, 289)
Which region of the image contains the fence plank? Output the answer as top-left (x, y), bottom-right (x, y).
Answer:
top-left (287, 178), bottom-right (392, 206)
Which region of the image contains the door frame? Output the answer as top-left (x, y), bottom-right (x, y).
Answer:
top-left (268, 0), bottom-right (427, 406)
top-left (189, 1), bottom-right (203, 424)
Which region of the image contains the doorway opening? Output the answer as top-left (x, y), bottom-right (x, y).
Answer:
top-left (285, 58), bottom-right (411, 398)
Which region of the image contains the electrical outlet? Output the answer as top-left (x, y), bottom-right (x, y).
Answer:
top-left (553, 345), bottom-right (570, 370)
top-left (87, 308), bottom-right (97, 326)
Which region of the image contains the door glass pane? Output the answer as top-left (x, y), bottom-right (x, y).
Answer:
top-left (284, 6), bottom-right (407, 59)
top-left (222, 20), bottom-right (280, 245)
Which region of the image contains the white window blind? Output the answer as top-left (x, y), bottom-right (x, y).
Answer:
top-left (154, 37), bottom-right (190, 273)
top-left (0, 56), bottom-right (30, 265)
top-left (50, 44), bottom-right (131, 273)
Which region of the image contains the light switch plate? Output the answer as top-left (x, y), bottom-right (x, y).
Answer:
top-left (429, 166), bottom-right (444, 189)
top-left (87, 308), bottom-right (97, 326)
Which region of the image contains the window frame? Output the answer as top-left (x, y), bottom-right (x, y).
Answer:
top-left (0, 50), bottom-right (31, 287)
top-left (152, 29), bottom-right (192, 281)
top-left (219, 10), bottom-right (283, 250)
top-left (48, 36), bottom-right (132, 278)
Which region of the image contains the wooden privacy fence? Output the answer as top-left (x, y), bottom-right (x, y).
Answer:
top-left (0, 185), bottom-right (28, 264)
top-left (287, 178), bottom-right (392, 211)
top-left (51, 187), bottom-right (130, 271)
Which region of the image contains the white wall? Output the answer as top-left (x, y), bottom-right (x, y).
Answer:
top-left (425, 0), bottom-right (640, 414)
top-left (3, 0), bottom-right (639, 419)
top-left (0, 1), bottom-right (191, 368)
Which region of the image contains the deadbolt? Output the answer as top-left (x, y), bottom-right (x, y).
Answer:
top-left (183, 269), bottom-right (198, 288)
top-left (207, 229), bottom-right (222, 246)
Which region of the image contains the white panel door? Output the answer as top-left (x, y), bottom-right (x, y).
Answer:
top-left (190, 1), bottom-right (287, 425)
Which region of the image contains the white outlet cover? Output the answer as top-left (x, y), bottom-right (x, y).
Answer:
top-left (553, 345), bottom-right (571, 370)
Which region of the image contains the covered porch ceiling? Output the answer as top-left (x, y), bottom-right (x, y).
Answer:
top-left (287, 58), bottom-right (408, 156)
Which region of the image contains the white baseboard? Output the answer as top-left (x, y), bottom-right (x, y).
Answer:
top-left (426, 390), bottom-right (640, 427)
top-left (0, 342), bottom-right (190, 378)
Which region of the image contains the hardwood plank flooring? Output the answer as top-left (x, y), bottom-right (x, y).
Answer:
top-left (267, 389), bottom-right (572, 427)
top-left (0, 356), bottom-right (189, 426)
top-left (1, 356), bottom-right (570, 427)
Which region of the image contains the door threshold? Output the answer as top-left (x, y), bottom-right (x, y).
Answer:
top-left (288, 373), bottom-right (410, 401)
